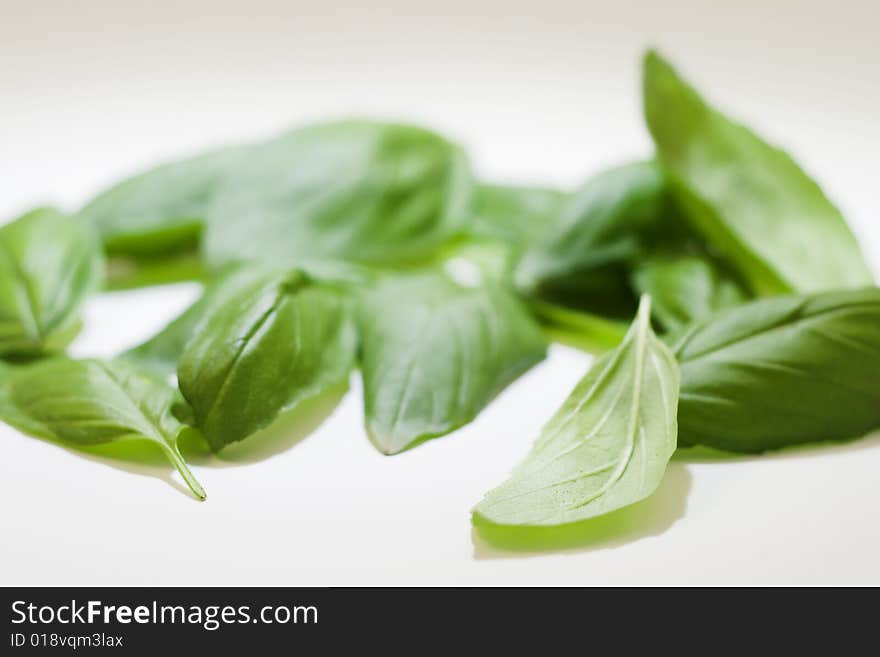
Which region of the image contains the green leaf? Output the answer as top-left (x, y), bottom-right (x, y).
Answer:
top-left (474, 295), bottom-right (679, 526)
top-left (470, 183), bottom-right (565, 249)
top-left (125, 262), bottom-right (374, 381)
top-left (177, 268), bottom-right (356, 451)
top-left (0, 358), bottom-right (205, 499)
top-left (358, 272), bottom-right (547, 454)
top-left (631, 254), bottom-right (748, 332)
top-left (515, 161), bottom-right (677, 318)
top-left (80, 121), bottom-right (473, 268)
top-left (0, 208), bottom-right (103, 357)
top-left (673, 287), bottom-right (880, 452)
top-left (79, 145), bottom-right (244, 257)
top-left (0, 361), bottom-right (44, 437)
top-left (643, 50), bottom-right (874, 294)
top-left (527, 299), bottom-right (628, 354)
top-left (104, 252), bottom-right (208, 291)
top-left (122, 266), bottom-right (276, 378)
top-left (204, 122), bottom-right (472, 268)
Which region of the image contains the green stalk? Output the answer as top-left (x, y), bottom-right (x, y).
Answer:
top-left (162, 443), bottom-right (206, 501)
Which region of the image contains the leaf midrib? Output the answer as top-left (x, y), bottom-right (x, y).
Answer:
top-left (482, 301), bottom-right (654, 520)
top-left (561, 299), bottom-right (650, 515)
top-left (675, 301), bottom-right (880, 363)
top-left (93, 361), bottom-right (170, 444)
top-left (201, 296), bottom-right (282, 434)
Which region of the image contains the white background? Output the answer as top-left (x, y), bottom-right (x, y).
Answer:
top-left (1, 0), bottom-right (878, 585)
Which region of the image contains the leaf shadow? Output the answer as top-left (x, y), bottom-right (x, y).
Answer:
top-left (10, 382), bottom-right (350, 500)
top-left (471, 462), bottom-right (692, 558)
top-left (672, 428), bottom-right (880, 464)
top-left (36, 438), bottom-right (195, 498)
top-left (185, 381), bottom-right (350, 466)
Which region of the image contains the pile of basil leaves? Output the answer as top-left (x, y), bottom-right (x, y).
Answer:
top-left (1, 51), bottom-right (877, 541)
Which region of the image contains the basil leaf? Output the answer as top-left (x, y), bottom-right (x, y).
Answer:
top-left (0, 208), bottom-right (103, 357)
top-left (177, 269), bottom-right (356, 451)
top-left (79, 144), bottom-right (247, 257)
top-left (470, 184), bottom-right (565, 249)
top-left (515, 161), bottom-right (677, 318)
top-left (81, 121), bottom-right (473, 268)
top-left (643, 50), bottom-right (874, 294)
top-left (0, 358), bottom-right (205, 499)
top-left (631, 254), bottom-right (748, 332)
top-left (204, 122), bottom-right (472, 267)
top-left (104, 252), bottom-right (207, 291)
top-left (358, 272), bottom-right (547, 454)
top-left (527, 299), bottom-right (628, 354)
top-left (474, 295), bottom-right (679, 526)
top-left (123, 266), bottom-right (274, 378)
top-left (125, 261), bottom-right (373, 380)
top-left (674, 288), bottom-right (880, 452)
top-left (0, 361), bottom-right (44, 437)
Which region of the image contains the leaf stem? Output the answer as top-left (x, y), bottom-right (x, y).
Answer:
top-left (163, 444), bottom-right (206, 501)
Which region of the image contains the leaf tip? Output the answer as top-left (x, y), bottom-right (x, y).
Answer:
top-left (642, 47), bottom-right (661, 67)
top-left (366, 427), bottom-right (404, 456)
top-left (642, 48), bottom-right (672, 77)
top-left (641, 48), bottom-right (682, 119)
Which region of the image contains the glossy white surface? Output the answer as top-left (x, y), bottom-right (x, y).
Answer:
top-left (1, 0), bottom-right (878, 585)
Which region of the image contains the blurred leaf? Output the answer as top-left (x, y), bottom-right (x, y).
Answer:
top-left (81, 120), bottom-right (473, 271)
top-left (631, 254), bottom-right (748, 332)
top-left (643, 50), bottom-right (874, 294)
top-left (0, 208), bottom-right (103, 358)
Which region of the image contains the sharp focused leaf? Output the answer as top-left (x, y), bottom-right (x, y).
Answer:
top-left (358, 272), bottom-right (547, 454)
top-left (81, 121), bottom-right (473, 269)
top-left (514, 161), bottom-right (678, 318)
top-left (643, 50), bottom-right (874, 294)
top-left (631, 254), bottom-right (748, 332)
top-left (0, 208), bottom-right (103, 357)
top-left (0, 358), bottom-right (205, 499)
top-left (474, 295), bottom-right (679, 526)
top-left (123, 266), bottom-right (275, 378)
top-left (673, 288), bottom-right (880, 452)
top-left (125, 262), bottom-right (373, 381)
top-left (470, 183), bottom-right (565, 249)
top-left (177, 268), bottom-right (356, 451)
